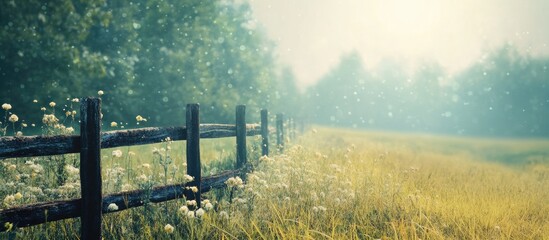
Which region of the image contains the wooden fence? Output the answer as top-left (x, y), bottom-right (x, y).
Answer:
top-left (0, 97), bottom-right (298, 239)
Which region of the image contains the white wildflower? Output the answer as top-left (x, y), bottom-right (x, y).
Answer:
top-left (164, 224), bottom-right (174, 233)
top-left (183, 174), bottom-right (194, 182)
top-left (186, 186), bottom-right (198, 193)
top-left (7, 164), bottom-right (16, 171)
top-left (138, 174), bottom-right (149, 182)
top-left (186, 200), bottom-right (197, 206)
top-left (64, 127), bottom-right (74, 134)
top-left (136, 115), bottom-right (145, 122)
top-left (30, 163), bottom-right (43, 173)
top-left (2, 103), bottom-right (12, 110)
top-left (179, 206), bottom-right (189, 214)
top-left (65, 165), bottom-right (79, 176)
top-left (8, 114), bottom-right (18, 123)
top-left (204, 202), bottom-right (213, 211)
top-left (14, 192), bottom-right (22, 200)
top-left (3, 195), bottom-right (15, 205)
top-left (112, 150), bottom-right (123, 158)
top-left (195, 208), bottom-right (205, 218)
top-left (107, 203), bottom-right (119, 211)
top-left (225, 176), bottom-right (244, 188)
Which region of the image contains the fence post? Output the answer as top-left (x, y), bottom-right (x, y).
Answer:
top-left (79, 97), bottom-right (102, 240)
top-left (235, 105), bottom-right (247, 169)
top-left (186, 104), bottom-right (201, 209)
top-left (260, 109), bottom-right (269, 156)
top-left (276, 113), bottom-right (284, 152)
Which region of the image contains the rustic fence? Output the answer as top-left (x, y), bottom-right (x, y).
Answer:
top-left (0, 97), bottom-right (298, 239)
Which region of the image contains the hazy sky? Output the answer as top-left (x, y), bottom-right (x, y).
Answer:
top-left (248, 0), bottom-right (549, 89)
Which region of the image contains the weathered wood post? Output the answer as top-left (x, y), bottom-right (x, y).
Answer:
top-left (186, 104), bottom-right (201, 209)
top-left (276, 113), bottom-right (284, 152)
top-left (79, 97), bottom-right (102, 240)
top-left (260, 109), bottom-right (269, 156)
top-left (235, 105), bottom-right (247, 169)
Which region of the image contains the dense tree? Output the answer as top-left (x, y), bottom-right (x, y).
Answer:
top-left (1, 0), bottom-right (288, 134)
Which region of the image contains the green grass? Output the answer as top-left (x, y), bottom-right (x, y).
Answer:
top-left (1, 126), bottom-right (548, 239)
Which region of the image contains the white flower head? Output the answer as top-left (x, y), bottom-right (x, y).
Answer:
top-left (110, 122), bottom-right (118, 127)
top-left (136, 115), bottom-right (146, 122)
top-left (3, 195), bottom-right (15, 205)
top-left (204, 202), bottom-right (213, 211)
top-left (195, 208), bottom-right (205, 218)
top-left (183, 174), bottom-right (194, 182)
top-left (65, 165), bottom-right (80, 175)
top-left (8, 114), bottom-right (18, 123)
top-left (7, 164), bottom-right (16, 171)
top-left (49, 102), bottom-right (56, 107)
top-left (107, 203), bottom-right (119, 211)
top-left (185, 186), bottom-right (198, 193)
top-left (14, 192), bottom-right (22, 200)
top-left (112, 150), bottom-right (123, 158)
top-left (225, 176), bottom-right (244, 188)
top-left (164, 224), bottom-right (174, 234)
top-left (186, 200), bottom-right (197, 206)
top-left (98, 90), bottom-right (104, 96)
top-left (179, 206), bottom-right (189, 214)
top-left (138, 174), bottom-right (149, 182)
top-left (2, 103), bottom-right (12, 110)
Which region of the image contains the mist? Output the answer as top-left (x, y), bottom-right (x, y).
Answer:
top-left (250, 0), bottom-right (549, 138)
top-left (304, 46), bottom-right (549, 137)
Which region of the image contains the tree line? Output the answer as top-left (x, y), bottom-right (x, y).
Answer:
top-left (1, 0), bottom-right (300, 134)
top-left (2, 0), bottom-right (547, 138)
top-left (305, 45), bottom-right (549, 137)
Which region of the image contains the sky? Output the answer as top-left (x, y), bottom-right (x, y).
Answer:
top-left (248, 0), bottom-right (549, 89)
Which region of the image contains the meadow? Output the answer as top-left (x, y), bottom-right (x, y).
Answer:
top-left (1, 126), bottom-right (548, 239)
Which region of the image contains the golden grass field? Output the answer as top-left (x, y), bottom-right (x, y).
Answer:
top-left (2, 126), bottom-right (548, 239)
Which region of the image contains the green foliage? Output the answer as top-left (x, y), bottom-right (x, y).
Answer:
top-left (0, 0), bottom-right (291, 133)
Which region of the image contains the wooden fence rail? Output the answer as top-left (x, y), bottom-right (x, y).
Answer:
top-left (0, 97), bottom-right (298, 239)
top-left (0, 124), bottom-right (261, 159)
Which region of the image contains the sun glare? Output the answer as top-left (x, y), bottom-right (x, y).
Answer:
top-left (375, 0), bottom-right (441, 37)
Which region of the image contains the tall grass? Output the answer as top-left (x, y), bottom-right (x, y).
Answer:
top-left (2, 124), bottom-right (548, 239)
